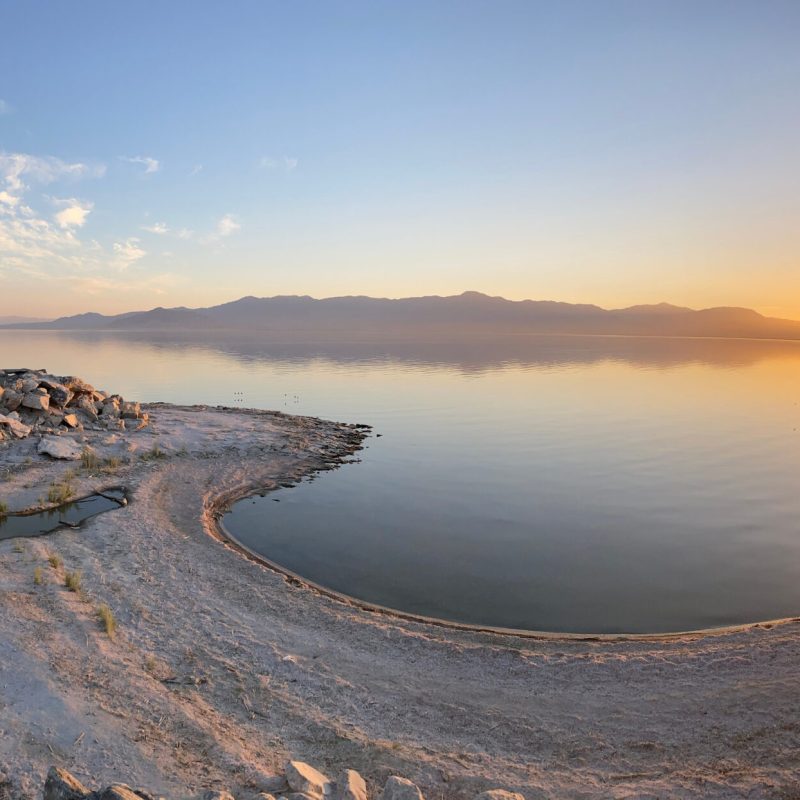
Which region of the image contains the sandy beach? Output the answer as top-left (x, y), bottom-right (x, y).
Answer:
top-left (1, 402), bottom-right (799, 800)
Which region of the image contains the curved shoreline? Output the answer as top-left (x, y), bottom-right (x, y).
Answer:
top-left (213, 488), bottom-right (800, 643)
top-left (2, 402), bottom-right (799, 799)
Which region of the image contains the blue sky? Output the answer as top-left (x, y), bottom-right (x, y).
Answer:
top-left (1, 1), bottom-right (799, 317)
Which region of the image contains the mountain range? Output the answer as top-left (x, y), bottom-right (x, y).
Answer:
top-left (4, 292), bottom-right (800, 340)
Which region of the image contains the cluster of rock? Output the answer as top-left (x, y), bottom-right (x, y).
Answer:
top-left (43, 763), bottom-right (524, 800)
top-left (0, 369), bottom-right (149, 444)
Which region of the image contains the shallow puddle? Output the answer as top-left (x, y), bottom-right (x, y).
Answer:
top-left (0, 489), bottom-right (127, 541)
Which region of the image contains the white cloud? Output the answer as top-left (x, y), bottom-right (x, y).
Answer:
top-left (176, 228), bottom-right (193, 240)
top-left (0, 152), bottom-right (105, 193)
top-left (112, 238), bottom-right (146, 267)
top-left (142, 221), bottom-right (169, 234)
top-left (121, 155), bottom-right (160, 174)
top-left (0, 99), bottom-right (12, 115)
top-left (0, 190), bottom-right (19, 207)
top-left (189, 164), bottom-right (203, 176)
top-left (259, 155), bottom-right (299, 172)
top-left (54, 198), bottom-right (93, 229)
top-left (216, 214), bottom-right (240, 237)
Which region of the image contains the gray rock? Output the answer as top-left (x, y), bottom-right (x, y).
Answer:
top-left (335, 771), bottom-right (367, 800)
top-left (94, 787), bottom-right (145, 800)
top-left (41, 379), bottom-right (73, 408)
top-left (378, 778), bottom-right (424, 800)
top-left (202, 792), bottom-right (236, 800)
top-left (3, 389), bottom-right (22, 411)
top-left (22, 391), bottom-right (50, 411)
top-left (101, 402), bottom-right (120, 418)
top-left (21, 378), bottom-right (39, 393)
top-left (44, 767), bottom-right (88, 800)
top-left (121, 400), bottom-right (142, 419)
top-left (473, 792), bottom-right (525, 800)
top-left (37, 435), bottom-right (82, 460)
top-left (74, 394), bottom-right (99, 419)
top-left (63, 413), bottom-right (80, 428)
top-left (285, 762), bottom-right (332, 800)
top-left (0, 414), bottom-right (31, 439)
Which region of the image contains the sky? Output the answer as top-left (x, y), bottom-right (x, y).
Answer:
top-left (1, 1), bottom-right (799, 319)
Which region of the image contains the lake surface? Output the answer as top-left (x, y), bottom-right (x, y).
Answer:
top-left (2, 330), bottom-right (799, 633)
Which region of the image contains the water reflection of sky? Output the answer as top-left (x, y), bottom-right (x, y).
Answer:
top-left (4, 331), bottom-right (800, 632)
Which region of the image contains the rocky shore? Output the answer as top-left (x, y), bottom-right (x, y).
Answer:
top-left (38, 763), bottom-right (522, 800)
top-left (1, 370), bottom-right (798, 800)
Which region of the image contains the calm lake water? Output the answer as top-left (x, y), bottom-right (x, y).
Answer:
top-left (3, 330), bottom-right (799, 633)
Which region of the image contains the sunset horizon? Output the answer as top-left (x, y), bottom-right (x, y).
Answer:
top-left (2, 3), bottom-right (799, 798)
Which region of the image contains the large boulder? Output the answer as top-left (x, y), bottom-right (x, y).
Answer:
top-left (43, 767), bottom-right (88, 800)
top-left (38, 435), bottom-right (82, 460)
top-left (73, 394), bottom-right (99, 419)
top-left (22, 391), bottom-right (49, 411)
top-left (378, 778), bottom-right (424, 800)
top-left (285, 762), bottom-right (332, 800)
top-left (334, 770), bottom-right (367, 800)
top-left (0, 414), bottom-right (31, 439)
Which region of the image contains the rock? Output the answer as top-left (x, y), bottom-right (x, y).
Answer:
top-left (335, 771), bottom-right (367, 800)
top-left (121, 400), bottom-right (142, 419)
top-left (21, 378), bottom-right (39, 393)
top-left (44, 767), bottom-right (89, 800)
top-left (285, 762), bottom-right (332, 800)
top-left (282, 794), bottom-right (319, 800)
top-left (101, 402), bottom-right (120, 418)
top-left (22, 391), bottom-right (50, 411)
top-left (41, 379), bottom-right (74, 408)
top-left (0, 414), bottom-right (31, 439)
top-left (95, 786), bottom-right (145, 800)
top-left (38, 435), bottom-right (82, 460)
top-left (258, 777), bottom-right (290, 794)
top-left (473, 792), bottom-right (525, 800)
top-left (74, 395), bottom-right (99, 419)
top-left (0, 386), bottom-right (4, 401)
top-left (202, 792), bottom-right (235, 800)
top-left (378, 778), bottom-right (424, 800)
top-left (3, 389), bottom-right (22, 411)
top-left (256, 795), bottom-right (278, 800)
top-left (62, 376), bottom-right (95, 394)
top-left (63, 413), bottom-right (80, 428)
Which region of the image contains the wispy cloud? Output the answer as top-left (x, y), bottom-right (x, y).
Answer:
top-left (216, 213), bottom-right (240, 237)
top-left (112, 238), bottom-right (146, 268)
top-left (120, 155), bottom-right (160, 174)
top-left (0, 99), bottom-right (12, 115)
top-left (189, 164), bottom-right (203, 176)
top-left (141, 221), bottom-right (169, 234)
top-left (258, 155), bottom-right (299, 172)
top-left (0, 152), bottom-right (105, 193)
top-left (53, 197), bottom-right (93, 229)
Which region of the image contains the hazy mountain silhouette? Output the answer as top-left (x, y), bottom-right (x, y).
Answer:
top-left (5, 291), bottom-right (800, 340)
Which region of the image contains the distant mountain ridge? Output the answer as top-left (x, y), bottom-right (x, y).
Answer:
top-left (4, 291), bottom-right (800, 340)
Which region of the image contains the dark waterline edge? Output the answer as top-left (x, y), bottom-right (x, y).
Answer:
top-left (214, 487), bottom-right (800, 642)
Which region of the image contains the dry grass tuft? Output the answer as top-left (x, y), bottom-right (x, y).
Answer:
top-left (64, 570), bottom-right (82, 593)
top-left (97, 603), bottom-right (117, 638)
top-left (48, 552), bottom-right (63, 569)
top-left (33, 566), bottom-right (43, 585)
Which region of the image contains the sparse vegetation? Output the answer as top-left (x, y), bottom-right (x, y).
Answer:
top-left (46, 476), bottom-right (75, 504)
top-left (64, 570), bottom-right (82, 593)
top-left (80, 448), bottom-right (100, 471)
top-left (13, 542), bottom-right (24, 553)
top-left (33, 566), bottom-right (43, 585)
top-left (144, 654), bottom-right (157, 673)
top-left (140, 443), bottom-right (167, 462)
top-left (48, 552), bottom-right (63, 569)
top-left (0, 500), bottom-right (7, 517)
top-left (102, 456), bottom-right (123, 472)
top-left (97, 604), bottom-right (117, 638)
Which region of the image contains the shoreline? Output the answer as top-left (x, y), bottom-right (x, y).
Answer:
top-left (1, 401), bottom-right (799, 799)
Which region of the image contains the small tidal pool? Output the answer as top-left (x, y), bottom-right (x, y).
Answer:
top-left (0, 490), bottom-right (127, 541)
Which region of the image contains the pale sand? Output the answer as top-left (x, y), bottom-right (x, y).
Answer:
top-left (0, 405), bottom-right (798, 800)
